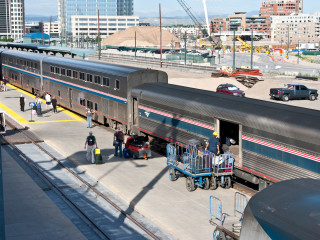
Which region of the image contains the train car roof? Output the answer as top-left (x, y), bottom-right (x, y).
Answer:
top-left (132, 83), bottom-right (320, 150)
top-left (243, 178), bottom-right (320, 240)
top-left (43, 55), bottom-right (146, 77)
top-left (2, 50), bottom-right (47, 61)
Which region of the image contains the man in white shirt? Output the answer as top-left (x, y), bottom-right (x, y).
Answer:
top-left (45, 93), bottom-right (51, 110)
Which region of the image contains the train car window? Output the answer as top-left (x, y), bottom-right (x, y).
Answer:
top-left (87, 100), bottom-right (93, 109)
top-left (87, 74), bottom-right (93, 82)
top-left (23, 60), bottom-right (26, 66)
top-left (27, 61), bottom-right (30, 67)
top-left (79, 72), bottom-right (85, 80)
top-left (73, 71), bottom-right (78, 79)
top-left (103, 77), bottom-right (110, 87)
top-left (58, 90), bottom-right (60, 97)
top-left (67, 70), bottom-right (72, 77)
top-left (95, 103), bottom-right (98, 111)
top-left (30, 62), bottom-right (34, 68)
top-left (94, 76), bottom-right (101, 84)
top-left (9, 58), bottom-right (12, 63)
top-left (115, 79), bottom-right (120, 90)
top-left (34, 63), bottom-right (38, 69)
top-left (80, 98), bottom-right (86, 106)
top-left (50, 66), bottom-right (55, 73)
top-left (55, 67), bottom-right (60, 75)
top-left (61, 68), bottom-right (66, 75)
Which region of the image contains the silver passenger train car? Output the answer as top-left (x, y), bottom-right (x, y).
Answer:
top-left (0, 50), bottom-right (168, 133)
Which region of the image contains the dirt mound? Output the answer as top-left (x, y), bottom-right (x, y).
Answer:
top-left (101, 26), bottom-right (181, 48)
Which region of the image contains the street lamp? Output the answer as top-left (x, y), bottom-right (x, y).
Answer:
top-left (246, 18), bottom-right (266, 69)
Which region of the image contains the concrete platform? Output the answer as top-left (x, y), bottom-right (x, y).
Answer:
top-left (1, 145), bottom-right (87, 240)
top-left (0, 84), bottom-right (250, 239)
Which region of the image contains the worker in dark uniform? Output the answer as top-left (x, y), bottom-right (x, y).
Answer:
top-left (19, 95), bottom-right (25, 112)
top-left (205, 131), bottom-right (220, 155)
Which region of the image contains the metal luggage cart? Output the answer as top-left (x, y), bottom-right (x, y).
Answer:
top-left (209, 193), bottom-right (248, 240)
top-left (166, 143), bottom-right (235, 192)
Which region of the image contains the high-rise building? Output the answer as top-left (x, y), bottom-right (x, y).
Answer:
top-left (0, 0), bottom-right (25, 40)
top-left (58, 0), bottom-right (134, 37)
top-left (259, 0), bottom-right (303, 38)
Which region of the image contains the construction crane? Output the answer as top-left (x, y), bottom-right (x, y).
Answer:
top-left (176, 0), bottom-right (208, 37)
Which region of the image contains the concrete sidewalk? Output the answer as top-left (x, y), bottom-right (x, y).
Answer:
top-left (0, 84), bottom-right (248, 240)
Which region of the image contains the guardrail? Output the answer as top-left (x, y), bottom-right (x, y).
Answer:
top-left (90, 53), bottom-right (218, 73)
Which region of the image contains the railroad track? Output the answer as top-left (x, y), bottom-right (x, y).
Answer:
top-left (90, 54), bottom-right (218, 72)
top-left (1, 118), bottom-right (160, 240)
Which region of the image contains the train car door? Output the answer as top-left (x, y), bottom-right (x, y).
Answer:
top-left (68, 88), bottom-right (73, 108)
top-left (20, 73), bottom-right (23, 88)
top-left (218, 119), bottom-right (242, 167)
top-left (133, 98), bottom-right (138, 126)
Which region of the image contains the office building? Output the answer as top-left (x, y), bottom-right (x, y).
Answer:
top-left (0, 0), bottom-right (25, 40)
top-left (43, 21), bottom-right (60, 38)
top-left (58, 0), bottom-right (134, 37)
top-left (71, 15), bottom-right (138, 39)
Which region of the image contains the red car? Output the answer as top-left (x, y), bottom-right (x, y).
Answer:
top-left (216, 84), bottom-right (245, 97)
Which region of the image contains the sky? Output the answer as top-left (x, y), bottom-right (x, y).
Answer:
top-left (25, 0), bottom-right (320, 17)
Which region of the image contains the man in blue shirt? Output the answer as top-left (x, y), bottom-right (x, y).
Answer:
top-left (205, 131), bottom-right (220, 155)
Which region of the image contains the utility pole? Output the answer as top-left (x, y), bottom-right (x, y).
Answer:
top-left (184, 32), bottom-right (187, 65)
top-left (251, 25), bottom-right (254, 69)
top-left (159, 4), bottom-right (162, 68)
top-left (280, 38), bottom-right (283, 56)
top-left (98, 9), bottom-right (101, 60)
top-left (287, 25), bottom-right (289, 59)
top-left (232, 30), bottom-right (236, 72)
top-left (134, 31), bottom-right (137, 60)
top-left (49, 16), bottom-right (52, 45)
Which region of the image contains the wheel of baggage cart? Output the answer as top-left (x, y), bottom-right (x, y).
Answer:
top-left (186, 177), bottom-right (196, 192)
top-left (169, 167), bottom-right (178, 181)
top-left (203, 177), bottom-right (210, 190)
top-left (221, 176), bottom-right (232, 189)
top-left (210, 176), bottom-right (218, 190)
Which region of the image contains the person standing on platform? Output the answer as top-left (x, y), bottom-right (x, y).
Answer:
top-left (51, 96), bottom-right (57, 113)
top-left (45, 93), bottom-right (51, 110)
top-left (84, 131), bottom-right (98, 164)
top-left (114, 127), bottom-right (124, 157)
top-left (36, 95), bottom-right (42, 115)
top-left (2, 77), bottom-right (7, 91)
top-left (205, 131), bottom-right (220, 156)
top-left (86, 108), bottom-right (95, 128)
top-left (19, 95), bottom-right (25, 112)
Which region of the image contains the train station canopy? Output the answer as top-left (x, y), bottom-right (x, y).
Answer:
top-left (0, 42), bottom-right (96, 58)
top-left (101, 26), bottom-right (181, 49)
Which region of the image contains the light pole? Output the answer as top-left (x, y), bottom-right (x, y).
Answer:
top-left (297, 40), bottom-right (300, 64)
top-left (251, 25), bottom-right (253, 69)
top-left (280, 38), bottom-right (283, 56)
top-left (287, 25), bottom-right (290, 59)
top-left (232, 30), bottom-right (236, 72)
top-left (184, 32), bottom-right (187, 66)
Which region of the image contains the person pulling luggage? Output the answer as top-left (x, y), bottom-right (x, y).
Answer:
top-left (84, 131), bottom-right (98, 164)
top-left (114, 127), bottom-right (124, 157)
top-left (205, 131), bottom-right (220, 155)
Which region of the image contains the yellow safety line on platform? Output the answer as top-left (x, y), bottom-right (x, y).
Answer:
top-left (0, 102), bottom-right (28, 124)
top-left (27, 119), bottom-right (83, 124)
top-left (8, 84), bottom-right (85, 121)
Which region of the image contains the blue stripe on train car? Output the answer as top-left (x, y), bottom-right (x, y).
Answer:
top-left (3, 65), bottom-right (128, 104)
top-left (243, 139), bottom-right (320, 174)
top-left (138, 108), bottom-right (213, 137)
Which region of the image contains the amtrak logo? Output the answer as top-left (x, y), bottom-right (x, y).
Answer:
top-left (145, 111), bottom-right (150, 117)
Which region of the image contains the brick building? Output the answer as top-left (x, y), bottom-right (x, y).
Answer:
top-left (259, 0), bottom-right (303, 37)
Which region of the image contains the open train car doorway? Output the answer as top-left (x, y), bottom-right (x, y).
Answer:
top-left (219, 120), bottom-right (240, 159)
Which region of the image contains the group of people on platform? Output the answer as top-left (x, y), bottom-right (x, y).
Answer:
top-left (19, 92), bottom-right (57, 115)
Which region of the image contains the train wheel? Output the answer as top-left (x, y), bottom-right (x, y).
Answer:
top-left (169, 167), bottom-right (178, 181)
top-left (210, 176), bottom-right (218, 190)
top-left (203, 177), bottom-right (210, 190)
top-left (186, 177), bottom-right (196, 192)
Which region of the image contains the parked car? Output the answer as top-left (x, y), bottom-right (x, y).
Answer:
top-left (270, 84), bottom-right (318, 101)
top-left (216, 84), bottom-right (245, 97)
